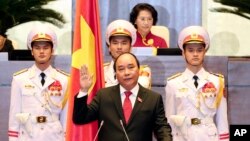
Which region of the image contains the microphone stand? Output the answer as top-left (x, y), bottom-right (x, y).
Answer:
top-left (93, 120), bottom-right (104, 141)
top-left (120, 120), bottom-right (130, 141)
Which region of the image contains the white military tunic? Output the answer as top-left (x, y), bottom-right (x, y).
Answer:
top-left (165, 68), bottom-right (229, 141)
top-left (8, 65), bottom-right (69, 141)
top-left (104, 60), bottom-right (151, 88)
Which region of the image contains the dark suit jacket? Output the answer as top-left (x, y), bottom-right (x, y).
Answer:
top-left (73, 84), bottom-right (172, 141)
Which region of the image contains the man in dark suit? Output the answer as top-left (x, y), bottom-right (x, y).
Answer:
top-left (73, 52), bottom-right (172, 141)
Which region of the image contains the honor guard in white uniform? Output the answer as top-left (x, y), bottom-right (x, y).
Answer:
top-left (8, 26), bottom-right (69, 141)
top-left (104, 19), bottom-right (151, 88)
top-left (165, 26), bottom-right (229, 141)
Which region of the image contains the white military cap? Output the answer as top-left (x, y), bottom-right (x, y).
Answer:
top-left (178, 26), bottom-right (210, 51)
top-left (27, 26), bottom-right (57, 50)
top-left (106, 19), bottom-right (136, 46)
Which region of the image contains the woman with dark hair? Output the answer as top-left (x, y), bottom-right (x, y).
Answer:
top-left (130, 3), bottom-right (168, 48)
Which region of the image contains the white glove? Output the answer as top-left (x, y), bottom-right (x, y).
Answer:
top-left (170, 115), bottom-right (191, 139)
top-left (15, 113), bottom-right (30, 124)
top-left (170, 115), bottom-right (191, 126)
top-left (15, 113), bottom-right (33, 137)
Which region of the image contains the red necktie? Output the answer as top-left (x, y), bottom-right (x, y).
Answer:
top-left (123, 91), bottom-right (132, 123)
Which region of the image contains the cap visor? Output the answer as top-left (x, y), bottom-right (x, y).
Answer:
top-left (185, 40), bottom-right (204, 44)
top-left (111, 33), bottom-right (130, 37)
top-left (32, 38), bottom-right (51, 42)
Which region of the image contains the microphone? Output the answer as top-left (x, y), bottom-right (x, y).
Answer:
top-left (93, 120), bottom-right (104, 141)
top-left (119, 120), bottom-right (130, 141)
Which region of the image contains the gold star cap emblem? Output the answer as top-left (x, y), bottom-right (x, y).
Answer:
top-left (183, 33), bottom-right (205, 44)
top-left (32, 32), bottom-right (53, 42)
top-left (110, 27), bottom-right (131, 37)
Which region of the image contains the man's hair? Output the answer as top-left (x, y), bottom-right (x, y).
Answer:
top-left (113, 52), bottom-right (140, 72)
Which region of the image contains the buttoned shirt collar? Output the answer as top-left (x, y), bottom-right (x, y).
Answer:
top-left (32, 64), bottom-right (52, 79)
top-left (120, 84), bottom-right (139, 96)
top-left (120, 83), bottom-right (139, 107)
top-left (184, 67), bottom-right (206, 80)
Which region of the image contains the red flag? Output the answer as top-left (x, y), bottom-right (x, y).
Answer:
top-left (66, 0), bottom-right (104, 140)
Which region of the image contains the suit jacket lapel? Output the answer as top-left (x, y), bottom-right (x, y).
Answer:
top-left (43, 68), bottom-right (57, 89)
top-left (180, 73), bottom-right (198, 105)
top-left (181, 73), bottom-right (196, 92)
top-left (109, 85), bottom-right (125, 121)
top-left (197, 71), bottom-right (210, 90)
top-left (29, 66), bottom-right (42, 90)
top-left (128, 85), bottom-right (147, 125)
top-left (28, 66), bottom-right (47, 104)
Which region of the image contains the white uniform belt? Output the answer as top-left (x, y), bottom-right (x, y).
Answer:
top-left (31, 114), bottom-right (59, 123)
top-left (191, 117), bottom-right (213, 125)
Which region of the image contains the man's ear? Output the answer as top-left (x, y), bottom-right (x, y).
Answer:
top-left (30, 49), bottom-right (34, 56)
top-left (51, 47), bottom-right (54, 55)
top-left (181, 50), bottom-right (185, 58)
top-left (205, 47), bottom-right (208, 53)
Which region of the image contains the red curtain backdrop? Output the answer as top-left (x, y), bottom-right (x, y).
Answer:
top-left (66, 0), bottom-right (104, 140)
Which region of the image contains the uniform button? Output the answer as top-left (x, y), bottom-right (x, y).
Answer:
top-left (41, 127), bottom-right (44, 130)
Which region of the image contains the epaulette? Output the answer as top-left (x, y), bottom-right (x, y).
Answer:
top-left (210, 72), bottom-right (224, 78)
top-left (56, 69), bottom-right (70, 76)
top-left (13, 69), bottom-right (28, 76)
top-left (103, 62), bottom-right (110, 67)
top-left (167, 73), bottom-right (182, 81)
